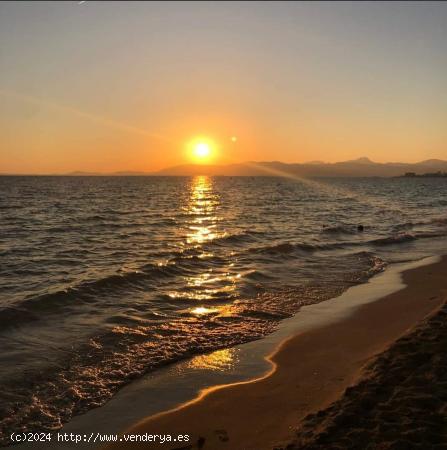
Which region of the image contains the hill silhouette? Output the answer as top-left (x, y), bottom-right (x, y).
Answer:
top-left (155, 158), bottom-right (447, 177)
top-left (4, 158), bottom-right (447, 177)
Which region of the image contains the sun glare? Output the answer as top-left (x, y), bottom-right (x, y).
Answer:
top-left (188, 138), bottom-right (215, 163)
top-left (194, 142), bottom-right (211, 158)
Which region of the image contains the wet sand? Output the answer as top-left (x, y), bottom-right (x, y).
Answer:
top-left (105, 257), bottom-right (447, 450)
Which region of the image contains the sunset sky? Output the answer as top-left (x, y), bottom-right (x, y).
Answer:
top-left (1, 1), bottom-right (446, 173)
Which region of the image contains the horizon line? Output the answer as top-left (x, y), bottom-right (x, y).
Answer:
top-left (2, 157), bottom-right (447, 176)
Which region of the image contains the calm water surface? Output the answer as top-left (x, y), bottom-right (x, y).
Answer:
top-left (1, 175), bottom-right (447, 440)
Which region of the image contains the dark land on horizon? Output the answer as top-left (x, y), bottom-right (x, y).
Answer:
top-left (3, 157), bottom-right (447, 178)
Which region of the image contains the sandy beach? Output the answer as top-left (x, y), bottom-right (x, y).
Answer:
top-left (105, 256), bottom-right (447, 450)
top-left (285, 300), bottom-right (447, 449)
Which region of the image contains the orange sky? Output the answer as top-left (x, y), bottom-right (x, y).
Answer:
top-left (1, 2), bottom-right (446, 173)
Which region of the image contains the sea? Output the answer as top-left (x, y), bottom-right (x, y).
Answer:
top-left (1, 175), bottom-right (447, 442)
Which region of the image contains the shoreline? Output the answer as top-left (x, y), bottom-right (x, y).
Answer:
top-left (104, 255), bottom-right (447, 450)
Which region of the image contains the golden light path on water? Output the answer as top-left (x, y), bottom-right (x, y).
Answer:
top-left (168, 176), bottom-right (240, 318)
top-left (185, 175), bottom-right (221, 245)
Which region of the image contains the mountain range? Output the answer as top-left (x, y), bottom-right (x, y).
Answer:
top-left (3, 158), bottom-right (447, 177)
top-left (155, 157), bottom-right (447, 177)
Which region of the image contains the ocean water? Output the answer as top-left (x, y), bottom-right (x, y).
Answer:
top-left (1, 175), bottom-right (447, 441)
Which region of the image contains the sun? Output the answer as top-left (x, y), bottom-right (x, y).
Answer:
top-left (194, 142), bottom-right (211, 159)
top-left (188, 138), bottom-right (215, 163)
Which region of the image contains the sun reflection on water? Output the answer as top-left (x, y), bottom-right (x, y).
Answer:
top-left (187, 348), bottom-right (237, 371)
top-left (191, 306), bottom-right (219, 315)
top-left (168, 176), bottom-right (242, 304)
top-left (185, 176), bottom-right (222, 245)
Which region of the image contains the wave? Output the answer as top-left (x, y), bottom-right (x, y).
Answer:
top-left (371, 233), bottom-right (416, 246)
top-left (0, 263), bottom-right (187, 330)
top-left (429, 216), bottom-right (447, 225)
top-left (8, 227), bottom-right (431, 325)
top-left (255, 242), bottom-right (297, 254)
top-left (0, 246), bottom-right (250, 329)
top-left (206, 230), bottom-right (265, 246)
top-left (372, 230), bottom-right (447, 246)
top-left (151, 217), bottom-right (177, 226)
top-left (366, 255), bottom-right (387, 274)
top-left (392, 215), bottom-right (447, 231)
top-left (249, 241), bottom-right (328, 256)
top-left (392, 221), bottom-right (416, 232)
top-left (250, 228), bottom-right (447, 257)
top-left (321, 225), bottom-right (356, 235)
top-left (244, 270), bottom-right (277, 281)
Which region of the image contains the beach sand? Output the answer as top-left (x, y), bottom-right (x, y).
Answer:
top-left (283, 300), bottom-right (447, 450)
top-left (105, 257), bottom-right (447, 450)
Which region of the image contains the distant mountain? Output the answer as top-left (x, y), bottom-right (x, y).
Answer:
top-left (156, 158), bottom-right (447, 177)
top-left (66, 171), bottom-right (102, 176)
top-left (343, 157), bottom-right (374, 164)
top-left (418, 159), bottom-right (447, 167)
top-left (111, 171), bottom-right (150, 176)
top-left (4, 158), bottom-right (447, 177)
top-left (65, 171), bottom-right (150, 176)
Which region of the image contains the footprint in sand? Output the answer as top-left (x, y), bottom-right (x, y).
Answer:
top-left (214, 429), bottom-right (229, 442)
top-left (171, 435), bottom-right (206, 449)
